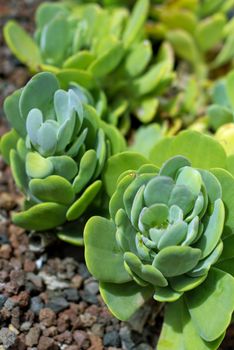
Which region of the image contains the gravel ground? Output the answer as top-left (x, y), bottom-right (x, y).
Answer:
top-left (0, 1), bottom-right (234, 349)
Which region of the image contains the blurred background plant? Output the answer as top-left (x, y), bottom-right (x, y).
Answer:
top-left (3, 0), bottom-right (175, 135)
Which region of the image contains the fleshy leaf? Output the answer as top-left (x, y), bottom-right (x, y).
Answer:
top-left (153, 246), bottom-right (201, 277)
top-left (194, 199), bottom-right (225, 258)
top-left (104, 152), bottom-right (149, 197)
top-left (122, 0), bottom-right (149, 48)
top-left (4, 20), bottom-right (42, 70)
top-left (150, 131), bottom-right (227, 170)
top-left (186, 268), bottom-right (234, 342)
top-left (19, 72), bottom-right (59, 120)
top-left (0, 130), bottom-right (19, 164)
top-left (158, 297), bottom-right (224, 350)
top-left (100, 281), bottom-right (153, 321)
top-left (211, 168), bottom-right (234, 232)
top-left (29, 175), bottom-right (75, 205)
top-left (26, 152), bottom-right (53, 179)
top-left (67, 180), bottom-right (102, 221)
top-left (13, 202), bottom-right (67, 231)
top-left (84, 216), bottom-right (131, 283)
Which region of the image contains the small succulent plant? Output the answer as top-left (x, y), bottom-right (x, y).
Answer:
top-left (0, 72), bottom-right (125, 239)
top-left (207, 69), bottom-right (234, 132)
top-left (4, 0), bottom-right (174, 132)
top-left (148, 0), bottom-right (234, 79)
top-left (85, 130), bottom-right (234, 350)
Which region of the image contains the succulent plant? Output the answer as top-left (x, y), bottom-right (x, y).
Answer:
top-left (0, 72), bottom-right (125, 240)
top-left (148, 0), bottom-right (234, 79)
top-left (206, 69), bottom-right (234, 132)
top-left (85, 130), bottom-right (234, 350)
top-left (4, 0), bottom-right (174, 132)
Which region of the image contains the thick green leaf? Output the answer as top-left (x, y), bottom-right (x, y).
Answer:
top-left (3, 89), bottom-right (26, 137)
top-left (29, 175), bottom-right (75, 205)
top-left (132, 62), bottom-right (171, 96)
top-left (218, 235), bottom-right (234, 262)
top-left (124, 252), bottom-right (168, 287)
top-left (104, 151), bottom-right (149, 197)
top-left (130, 123), bottom-right (164, 157)
top-left (57, 230), bottom-right (83, 246)
top-left (10, 149), bottom-right (28, 194)
top-left (133, 97), bottom-right (159, 123)
top-left (150, 131), bottom-right (227, 170)
top-left (19, 72), bottom-right (59, 120)
top-left (89, 42), bottom-right (124, 78)
top-left (56, 69), bottom-right (94, 90)
top-left (153, 286), bottom-right (182, 303)
top-left (186, 268), bottom-right (234, 341)
top-left (207, 105), bottom-right (233, 131)
top-left (100, 281), bottom-right (153, 321)
top-left (194, 199), bottom-right (225, 258)
top-left (122, 0), bottom-right (149, 48)
top-left (195, 14), bottom-right (226, 52)
top-left (4, 21), bottom-right (42, 70)
top-left (63, 51), bottom-right (95, 70)
top-left (66, 180), bottom-right (102, 221)
top-left (49, 156), bottom-right (78, 181)
top-left (166, 29), bottom-right (200, 65)
top-left (153, 246), bottom-right (201, 277)
top-left (170, 274), bottom-right (208, 292)
top-left (13, 202), bottom-right (67, 230)
top-left (84, 216), bottom-right (130, 283)
top-left (40, 15), bottom-right (69, 67)
top-left (35, 2), bottom-right (68, 29)
top-left (72, 150), bottom-right (97, 194)
top-left (124, 40), bottom-right (152, 78)
top-left (160, 156), bottom-right (191, 179)
top-left (159, 9), bottom-right (197, 34)
top-left (211, 168), bottom-right (234, 231)
top-left (26, 152), bottom-right (53, 179)
top-left (211, 33), bottom-right (234, 69)
top-left (226, 70), bottom-right (234, 110)
top-left (0, 130), bottom-right (19, 164)
top-left (158, 297), bottom-right (225, 350)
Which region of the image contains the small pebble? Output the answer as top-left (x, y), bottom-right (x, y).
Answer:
top-left (103, 330), bottom-right (121, 347)
top-left (30, 296), bottom-right (44, 315)
top-left (39, 308), bottom-right (56, 327)
top-left (45, 296), bottom-right (69, 313)
top-left (25, 327), bottom-right (41, 347)
top-left (0, 328), bottom-right (17, 349)
top-left (0, 294), bottom-right (7, 308)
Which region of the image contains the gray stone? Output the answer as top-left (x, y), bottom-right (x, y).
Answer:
top-left (103, 330), bottom-right (121, 347)
top-left (30, 296), bottom-right (44, 315)
top-left (120, 326), bottom-right (135, 350)
top-left (0, 328), bottom-right (17, 349)
top-left (0, 295), bottom-right (7, 308)
top-left (45, 297), bottom-right (69, 313)
top-left (25, 327), bottom-right (41, 347)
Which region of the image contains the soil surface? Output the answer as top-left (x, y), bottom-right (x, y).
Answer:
top-left (0, 1), bottom-right (234, 349)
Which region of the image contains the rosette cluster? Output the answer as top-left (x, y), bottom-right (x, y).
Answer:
top-left (0, 72), bottom-right (125, 231)
top-left (108, 156), bottom-right (225, 300)
top-left (4, 0), bottom-right (174, 130)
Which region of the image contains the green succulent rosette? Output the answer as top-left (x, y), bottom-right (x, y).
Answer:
top-left (148, 0), bottom-right (234, 79)
top-left (85, 130), bottom-right (234, 350)
top-left (3, 0), bottom-right (174, 131)
top-left (0, 72), bottom-right (125, 240)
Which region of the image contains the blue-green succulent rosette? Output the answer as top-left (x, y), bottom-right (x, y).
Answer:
top-left (85, 130), bottom-right (234, 350)
top-left (0, 72), bottom-right (125, 242)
